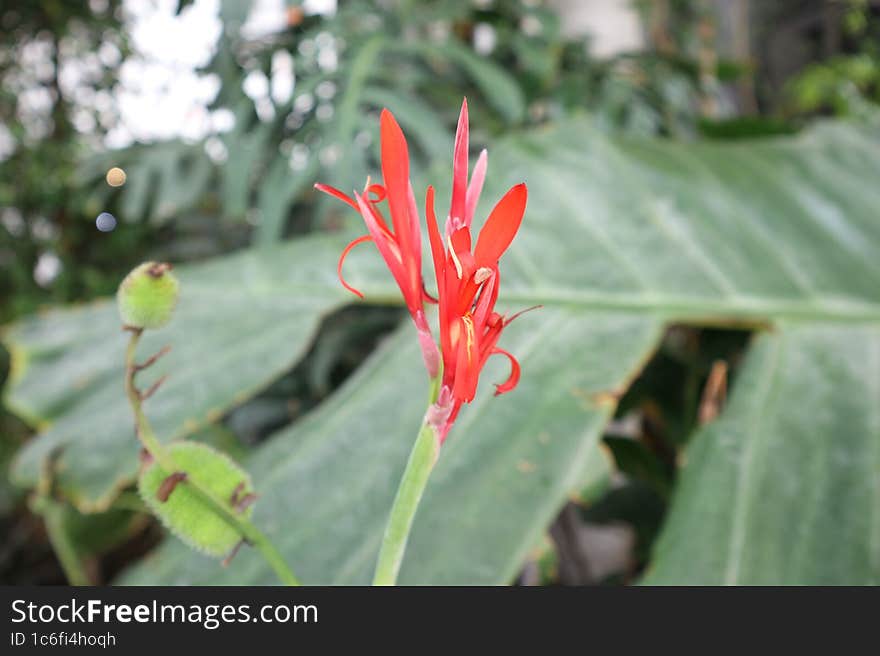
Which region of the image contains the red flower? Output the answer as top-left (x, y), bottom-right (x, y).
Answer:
top-left (317, 99), bottom-right (531, 443)
top-left (425, 99), bottom-right (530, 442)
top-left (315, 109), bottom-right (439, 377)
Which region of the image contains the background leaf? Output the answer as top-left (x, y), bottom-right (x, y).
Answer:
top-left (643, 325), bottom-right (880, 585)
top-left (6, 118), bottom-right (880, 583)
top-left (121, 311), bottom-right (661, 584)
top-left (5, 234), bottom-right (390, 510)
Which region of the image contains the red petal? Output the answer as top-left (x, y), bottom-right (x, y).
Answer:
top-left (406, 181), bottom-right (422, 278)
top-left (380, 109), bottom-right (415, 254)
top-left (426, 186), bottom-right (453, 362)
top-left (314, 183), bottom-right (358, 210)
top-left (438, 397), bottom-right (462, 445)
top-left (465, 148), bottom-right (487, 228)
top-left (354, 191), bottom-right (410, 302)
top-left (450, 98), bottom-right (469, 229)
top-left (473, 183), bottom-right (527, 267)
top-left (337, 235), bottom-right (372, 298)
top-left (491, 347), bottom-right (521, 396)
top-left (413, 309), bottom-right (440, 379)
top-left (452, 316), bottom-right (479, 403)
top-left (442, 262), bottom-right (462, 374)
top-left (472, 267), bottom-right (498, 330)
top-left (425, 186), bottom-right (446, 301)
top-left (450, 225), bottom-right (472, 257)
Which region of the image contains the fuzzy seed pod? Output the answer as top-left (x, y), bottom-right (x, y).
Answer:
top-left (117, 262), bottom-right (179, 330)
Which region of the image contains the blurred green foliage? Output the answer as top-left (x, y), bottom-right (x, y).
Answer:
top-left (0, 2), bottom-right (149, 323)
top-left (787, 0), bottom-right (880, 120)
top-left (4, 0), bottom-right (880, 585)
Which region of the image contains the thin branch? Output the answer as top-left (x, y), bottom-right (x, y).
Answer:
top-left (123, 329), bottom-right (300, 585)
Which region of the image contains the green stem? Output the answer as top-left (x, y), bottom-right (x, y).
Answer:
top-left (373, 377), bottom-right (443, 586)
top-left (124, 330), bottom-right (300, 586)
top-left (34, 497), bottom-right (90, 586)
top-left (111, 490), bottom-right (148, 513)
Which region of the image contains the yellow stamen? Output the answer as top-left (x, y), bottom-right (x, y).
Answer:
top-left (462, 314), bottom-right (475, 363)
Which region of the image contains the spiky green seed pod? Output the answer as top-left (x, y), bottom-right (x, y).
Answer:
top-left (117, 262), bottom-right (179, 330)
top-left (138, 442), bottom-right (254, 557)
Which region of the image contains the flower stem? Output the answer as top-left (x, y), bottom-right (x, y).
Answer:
top-left (124, 330), bottom-right (300, 586)
top-left (32, 496), bottom-right (91, 586)
top-left (373, 378), bottom-right (442, 586)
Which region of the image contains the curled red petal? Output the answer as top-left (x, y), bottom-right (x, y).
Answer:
top-left (337, 235), bottom-right (373, 298)
top-left (315, 183), bottom-right (359, 210)
top-left (473, 183), bottom-right (527, 268)
top-left (422, 285), bottom-right (438, 304)
top-left (366, 183), bottom-right (386, 202)
top-left (354, 190), bottom-right (422, 315)
top-left (491, 347), bottom-right (521, 396)
top-left (504, 304), bottom-right (543, 325)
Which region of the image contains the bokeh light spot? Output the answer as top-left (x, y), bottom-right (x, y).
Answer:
top-left (106, 167), bottom-right (127, 187)
top-left (96, 212), bottom-right (117, 232)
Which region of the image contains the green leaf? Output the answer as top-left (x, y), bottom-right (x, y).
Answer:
top-left (6, 119), bottom-right (880, 584)
top-left (139, 442), bottom-right (254, 558)
top-left (643, 325), bottom-right (880, 585)
top-left (252, 154), bottom-right (316, 247)
top-left (55, 501), bottom-right (145, 561)
top-left (5, 233), bottom-right (389, 511)
top-left (418, 41), bottom-right (526, 124)
top-left (120, 311), bottom-right (662, 584)
top-left (571, 441), bottom-right (615, 506)
top-left (361, 87), bottom-right (454, 161)
top-left (118, 144), bottom-right (214, 224)
top-left (220, 114), bottom-right (273, 221)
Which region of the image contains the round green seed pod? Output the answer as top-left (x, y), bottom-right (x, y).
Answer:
top-left (117, 262), bottom-right (179, 330)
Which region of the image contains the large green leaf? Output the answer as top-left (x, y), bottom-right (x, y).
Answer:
top-left (644, 325), bottom-right (880, 585)
top-left (121, 310), bottom-right (661, 584)
top-left (5, 234), bottom-right (388, 510)
top-left (418, 41), bottom-right (526, 124)
top-left (487, 121), bottom-right (880, 322)
top-left (5, 118), bottom-right (880, 583)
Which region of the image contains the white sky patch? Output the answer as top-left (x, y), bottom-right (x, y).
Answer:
top-left (473, 23), bottom-right (497, 55)
top-left (304, 0), bottom-right (337, 15)
top-left (241, 0), bottom-right (287, 40)
top-left (241, 0), bottom-right (337, 39)
top-left (271, 49), bottom-right (295, 105)
top-left (1, 208), bottom-right (25, 237)
top-left (243, 69), bottom-right (270, 101)
top-left (0, 123), bottom-right (15, 161)
top-left (34, 252), bottom-right (62, 287)
top-left (548, 0), bottom-right (643, 58)
top-left (128, 0), bottom-right (221, 67)
top-left (106, 0), bottom-right (223, 147)
top-left (211, 108), bottom-right (235, 132)
top-left (105, 0), bottom-right (338, 146)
